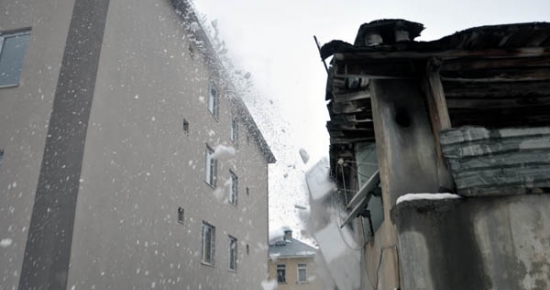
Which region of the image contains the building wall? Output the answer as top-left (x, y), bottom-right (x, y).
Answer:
top-left (0, 0), bottom-right (75, 288)
top-left (397, 194), bottom-right (550, 290)
top-left (268, 257), bottom-right (325, 290)
top-left (1, 0), bottom-right (271, 289)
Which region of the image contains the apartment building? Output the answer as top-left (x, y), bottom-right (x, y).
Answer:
top-left (0, 0), bottom-right (275, 289)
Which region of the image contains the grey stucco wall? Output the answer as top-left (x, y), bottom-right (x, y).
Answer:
top-left (0, 1), bottom-right (75, 288)
top-left (65, 1), bottom-right (269, 289)
top-left (396, 194), bottom-right (550, 290)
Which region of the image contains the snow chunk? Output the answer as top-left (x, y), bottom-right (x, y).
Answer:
top-left (261, 279), bottom-right (278, 290)
top-left (269, 225), bottom-right (290, 244)
top-left (396, 193), bottom-right (461, 205)
top-left (269, 253), bottom-right (281, 262)
top-left (211, 145), bottom-right (235, 160)
top-left (299, 148), bottom-right (309, 164)
top-left (0, 238), bottom-right (13, 248)
top-left (305, 158), bottom-right (335, 200)
top-left (296, 250), bottom-right (316, 256)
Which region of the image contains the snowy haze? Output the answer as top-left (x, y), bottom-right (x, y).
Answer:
top-left (193, 0), bottom-right (550, 239)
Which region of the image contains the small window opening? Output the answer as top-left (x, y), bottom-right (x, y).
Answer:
top-left (183, 118), bottom-right (189, 136)
top-left (177, 207), bottom-right (184, 224)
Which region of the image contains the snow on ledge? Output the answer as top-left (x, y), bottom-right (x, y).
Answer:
top-left (396, 193), bottom-right (461, 205)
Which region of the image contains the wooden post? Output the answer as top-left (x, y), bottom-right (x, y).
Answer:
top-left (424, 57), bottom-right (455, 191)
top-left (369, 79), bottom-right (442, 289)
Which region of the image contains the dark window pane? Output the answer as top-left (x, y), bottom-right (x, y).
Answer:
top-left (0, 32), bottom-right (30, 87)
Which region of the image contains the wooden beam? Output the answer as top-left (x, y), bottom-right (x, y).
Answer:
top-left (333, 90), bottom-right (371, 103)
top-left (441, 56), bottom-right (550, 72)
top-left (443, 80), bottom-right (550, 98)
top-left (440, 67), bottom-right (550, 82)
top-left (423, 57), bottom-right (455, 191)
top-left (335, 47), bottom-right (550, 62)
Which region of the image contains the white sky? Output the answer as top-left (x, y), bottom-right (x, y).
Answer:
top-left (193, 0), bottom-right (550, 239)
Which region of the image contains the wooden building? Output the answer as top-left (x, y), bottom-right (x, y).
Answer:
top-left (321, 19), bottom-right (550, 290)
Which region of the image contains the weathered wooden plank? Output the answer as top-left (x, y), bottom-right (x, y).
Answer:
top-left (442, 135), bottom-right (550, 158)
top-left (440, 126), bottom-right (550, 145)
top-left (443, 80), bottom-right (550, 98)
top-left (446, 96), bottom-right (550, 109)
top-left (454, 165), bottom-right (550, 190)
top-left (335, 47), bottom-right (550, 62)
top-left (447, 150), bottom-right (550, 171)
top-left (333, 90), bottom-right (371, 103)
top-left (440, 67), bottom-right (550, 81)
top-left (424, 57), bottom-right (454, 190)
top-left (441, 56), bottom-right (550, 72)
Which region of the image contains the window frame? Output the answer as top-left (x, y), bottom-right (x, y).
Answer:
top-left (205, 145), bottom-right (217, 187)
top-left (277, 264), bottom-right (286, 284)
top-left (208, 81), bottom-right (219, 119)
top-left (228, 235), bottom-right (237, 271)
top-left (297, 263), bottom-right (307, 283)
top-left (201, 221), bottom-right (215, 266)
top-left (183, 118), bottom-right (189, 136)
top-left (0, 29), bottom-right (31, 89)
top-left (229, 170), bottom-right (238, 205)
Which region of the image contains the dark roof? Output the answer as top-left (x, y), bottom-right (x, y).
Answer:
top-left (269, 238), bottom-right (317, 258)
top-left (321, 19), bottom-right (550, 178)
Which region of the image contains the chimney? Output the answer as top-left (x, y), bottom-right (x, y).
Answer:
top-left (284, 230), bottom-right (292, 240)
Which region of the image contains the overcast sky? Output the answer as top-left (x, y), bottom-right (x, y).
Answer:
top-left (193, 0), bottom-right (550, 238)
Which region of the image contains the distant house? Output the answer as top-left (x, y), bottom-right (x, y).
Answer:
top-left (268, 230), bottom-right (325, 290)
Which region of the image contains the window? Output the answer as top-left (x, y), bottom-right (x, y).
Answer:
top-left (177, 207), bottom-right (184, 224)
top-left (246, 244), bottom-right (249, 255)
top-left (0, 30), bottom-right (30, 88)
top-left (229, 170), bottom-right (238, 205)
top-left (297, 263), bottom-right (307, 283)
top-left (183, 118), bottom-right (189, 136)
top-left (201, 222), bottom-right (215, 265)
top-left (277, 264), bottom-right (286, 283)
top-left (228, 236), bottom-right (237, 271)
top-left (230, 118), bottom-right (238, 143)
top-left (246, 187), bottom-right (249, 196)
top-left (208, 82), bottom-right (218, 118)
top-left (205, 146), bottom-right (217, 187)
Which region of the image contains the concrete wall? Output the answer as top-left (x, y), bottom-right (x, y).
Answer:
top-left (0, 1), bottom-right (75, 288)
top-left (268, 257), bottom-right (325, 290)
top-left (65, 1), bottom-right (269, 289)
top-left (397, 194), bottom-right (550, 290)
top-left (1, 0), bottom-right (270, 289)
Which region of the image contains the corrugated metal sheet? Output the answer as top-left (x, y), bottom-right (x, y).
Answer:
top-left (440, 126), bottom-right (550, 196)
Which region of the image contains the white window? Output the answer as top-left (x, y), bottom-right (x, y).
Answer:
top-left (229, 171), bottom-right (238, 205)
top-left (297, 263), bottom-right (307, 283)
top-left (277, 264), bottom-right (286, 283)
top-left (208, 82), bottom-right (218, 118)
top-left (201, 222), bottom-right (215, 265)
top-left (205, 146), bottom-right (217, 187)
top-left (0, 30), bottom-right (30, 88)
top-left (230, 118), bottom-right (238, 143)
top-left (228, 236), bottom-right (237, 271)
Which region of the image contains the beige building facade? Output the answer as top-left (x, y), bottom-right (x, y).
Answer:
top-left (268, 231), bottom-right (325, 290)
top-left (0, 1), bottom-right (274, 289)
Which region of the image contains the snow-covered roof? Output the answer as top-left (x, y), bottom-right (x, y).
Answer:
top-left (269, 237), bottom-right (317, 258)
top-left (169, 0), bottom-right (276, 164)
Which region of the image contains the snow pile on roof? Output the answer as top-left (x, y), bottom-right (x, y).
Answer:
top-left (396, 193), bottom-right (461, 205)
top-left (296, 250), bottom-right (316, 256)
top-left (268, 225), bottom-right (290, 244)
top-left (211, 144), bottom-right (236, 160)
top-left (305, 158), bottom-right (336, 201)
top-left (269, 253), bottom-right (281, 262)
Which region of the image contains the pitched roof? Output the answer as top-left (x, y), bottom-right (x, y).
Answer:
top-left (269, 238), bottom-right (317, 258)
